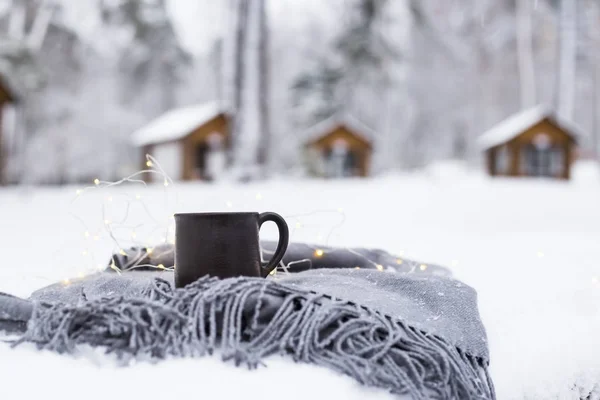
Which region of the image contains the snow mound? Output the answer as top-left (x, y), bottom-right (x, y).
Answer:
top-left (425, 160), bottom-right (470, 181)
top-left (572, 160), bottom-right (600, 184)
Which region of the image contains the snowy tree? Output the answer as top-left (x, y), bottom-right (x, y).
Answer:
top-left (100, 0), bottom-right (191, 117)
top-left (586, 0), bottom-right (600, 158)
top-left (292, 0), bottom-right (399, 128)
top-left (256, 0), bottom-right (270, 170)
top-left (404, 0), bottom-right (527, 166)
top-left (516, 0), bottom-right (536, 108)
top-left (226, 0), bottom-right (271, 179)
top-left (0, 0), bottom-right (91, 184)
top-left (555, 0), bottom-right (577, 120)
top-left (0, 0), bottom-right (598, 183)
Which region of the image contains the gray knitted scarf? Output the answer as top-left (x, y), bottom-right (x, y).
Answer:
top-left (0, 243), bottom-right (495, 400)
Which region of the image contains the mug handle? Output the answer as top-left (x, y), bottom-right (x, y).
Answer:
top-left (258, 212), bottom-right (289, 277)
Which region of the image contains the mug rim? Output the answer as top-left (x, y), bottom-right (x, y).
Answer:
top-left (174, 212), bottom-right (259, 218)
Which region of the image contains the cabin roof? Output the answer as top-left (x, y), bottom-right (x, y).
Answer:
top-left (131, 101), bottom-right (226, 147)
top-left (303, 113), bottom-right (377, 147)
top-left (477, 105), bottom-right (585, 150)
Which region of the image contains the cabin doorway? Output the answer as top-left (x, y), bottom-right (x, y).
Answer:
top-left (194, 143), bottom-right (209, 179)
top-left (325, 149), bottom-right (358, 177)
top-left (325, 138), bottom-right (360, 178)
top-left (193, 133), bottom-right (226, 181)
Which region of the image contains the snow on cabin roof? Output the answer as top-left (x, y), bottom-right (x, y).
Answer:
top-left (131, 101), bottom-right (224, 147)
top-left (477, 105), bottom-right (585, 150)
top-left (303, 113), bottom-right (377, 146)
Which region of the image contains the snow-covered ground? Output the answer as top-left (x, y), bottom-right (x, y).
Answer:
top-left (1, 164), bottom-right (600, 399)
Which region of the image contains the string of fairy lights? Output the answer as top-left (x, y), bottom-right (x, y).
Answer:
top-left (66, 154), bottom-right (381, 282)
top-left (58, 154), bottom-right (585, 286)
top-left (66, 155), bottom-right (178, 281)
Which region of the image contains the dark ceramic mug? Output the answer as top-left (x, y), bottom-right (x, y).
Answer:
top-left (174, 212), bottom-right (289, 288)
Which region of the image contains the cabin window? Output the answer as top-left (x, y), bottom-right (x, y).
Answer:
top-left (522, 133), bottom-right (564, 177)
top-left (494, 145), bottom-right (510, 174)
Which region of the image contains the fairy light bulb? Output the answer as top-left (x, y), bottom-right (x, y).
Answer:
top-left (157, 264), bottom-right (165, 270)
top-left (146, 247), bottom-right (154, 255)
top-left (255, 193), bottom-right (263, 200)
top-left (396, 258), bottom-right (403, 265)
top-left (163, 179), bottom-right (169, 187)
top-left (135, 194), bottom-right (141, 200)
top-left (75, 189), bottom-right (82, 196)
top-left (94, 178), bottom-right (100, 185)
top-left (131, 231), bottom-right (137, 239)
top-left (314, 249), bottom-right (324, 257)
top-left (104, 219), bottom-right (111, 225)
top-left (146, 160), bottom-right (153, 167)
top-left (109, 260), bottom-right (121, 274)
top-left (84, 231), bottom-right (90, 238)
top-left (420, 264), bottom-right (428, 271)
top-left (295, 221), bottom-right (302, 229)
top-left (376, 264), bottom-right (384, 271)
top-left (119, 249), bottom-right (127, 256)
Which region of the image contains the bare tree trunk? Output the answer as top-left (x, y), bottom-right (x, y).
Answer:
top-left (8, 0), bottom-right (26, 40)
top-left (256, 0), bottom-right (271, 171)
top-left (587, 0), bottom-right (600, 159)
top-left (213, 39), bottom-right (224, 108)
top-left (27, 0), bottom-right (55, 50)
top-left (516, 0), bottom-right (536, 109)
top-left (379, 82), bottom-right (395, 171)
top-left (230, 0), bottom-right (249, 166)
top-left (556, 0), bottom-right (577, 120)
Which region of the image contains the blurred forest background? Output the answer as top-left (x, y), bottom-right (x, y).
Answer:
top-left (0, 0), bottom-right (598, 184)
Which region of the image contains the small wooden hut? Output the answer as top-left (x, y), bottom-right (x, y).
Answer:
top-left (478, 106), bottom-right (582, 180)
top-left (131, 102), bottom-right (230, 181)
top-left (304, 114), bottom-right (375, 178)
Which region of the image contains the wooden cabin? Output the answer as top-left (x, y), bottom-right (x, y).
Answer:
top-left (131, 102), bottom-right (230, 181)
top-left (0, 74), bottom-right (18, 185)
top-left (478, 106), bottom-right (582, 180)
top-left (304, 114), bottom-right (375, 178)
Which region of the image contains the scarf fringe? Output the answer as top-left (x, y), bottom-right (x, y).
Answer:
top-left (16, 276), bottom-right (495, 399)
